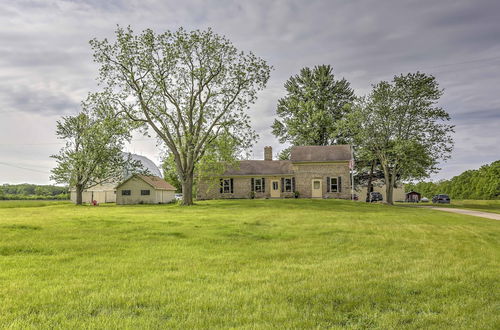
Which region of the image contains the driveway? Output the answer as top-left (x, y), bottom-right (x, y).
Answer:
top-left (431, 207), bottom-right (500, 221)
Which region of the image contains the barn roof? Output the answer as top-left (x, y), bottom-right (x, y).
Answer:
top-left (122, 153), bottom-right (162, 178)
top-left (290, 145), bottom-right (352, 162)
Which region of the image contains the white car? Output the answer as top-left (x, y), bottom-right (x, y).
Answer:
top-left (421, 197), bottom-right (429, 203)
top-left (174, 193), bottom-right (183, 201)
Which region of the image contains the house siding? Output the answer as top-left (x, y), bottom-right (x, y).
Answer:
top-left (197, 161), bottom-right (351, 200)
top-left (116, 177), bottom-right (175, 205)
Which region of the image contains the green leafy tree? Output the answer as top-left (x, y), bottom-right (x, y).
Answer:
top-left (345, 72), bottom-right (454, 204)
top-left (50, 94), bottom-right (139, 205)
top-left (90, 27), bottom-right (270, 205)
top-left (161, 154), bottom-right (182, 193)
top-left (278, 147), bottom-right (291, 160)
top-left (272, 65), bottom-right (355, 146)
top-left (407, 160), bottom-right (500, 199)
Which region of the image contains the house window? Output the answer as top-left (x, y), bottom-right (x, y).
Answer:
top-left (252, 178), bottom-right (265, 192)
top-left (330, 178), bottom-right (338, 192)
top-left (141, 190), bottom-right (150, 196)
top-left (281, 177), bottom-right (295, 192)
top-left (327, 176), bottom-right (342, 193)
top-left (121, 190), bottom-right (131, 196)
top-left (272, 181), bottom-right (278, 190)
top-left (220, 178), bottom-right (234, 194)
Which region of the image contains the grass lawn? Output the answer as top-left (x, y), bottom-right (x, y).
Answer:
top-left (0, 199), bottom-right (498, 329)
top-left (428, 199), bottom-right (500, 214)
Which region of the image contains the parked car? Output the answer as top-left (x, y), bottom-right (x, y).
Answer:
top-left (174, 193), bottom-right (183, 201)
top-left (432, 194), bottom-right (450, 204)
top-left (420, 197), bottom-right (429, 203)
top-left (367, 192), bottom-right (383, 202)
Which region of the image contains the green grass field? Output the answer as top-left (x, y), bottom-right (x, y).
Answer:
top-left (0, 199), bottom-right (498, 329)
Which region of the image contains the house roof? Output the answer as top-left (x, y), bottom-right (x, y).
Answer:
top-left (290, 145), bottom-right (352, 162)
top-left (117, 174), bottom-right (176, 190)
top-left (224, 160), bottom-right (293, 176)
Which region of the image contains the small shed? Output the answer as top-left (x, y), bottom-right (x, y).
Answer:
top-left (405, 191), bottom-right (421, 203)
top-left (116, 174), bottom-right (176, 205)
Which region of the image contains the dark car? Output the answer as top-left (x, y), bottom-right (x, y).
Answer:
top-left (432, 194), bottom-right (451, 204)
top-left (367, 191), bottom-right (383, 202)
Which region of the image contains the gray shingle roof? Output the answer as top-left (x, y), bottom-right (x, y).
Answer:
top-left (290, 145), bottom-right (352, 162)
top-left (224, 160), bottom-right (293, 176)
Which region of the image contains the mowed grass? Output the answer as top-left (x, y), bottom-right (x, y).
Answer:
top-left (433, 199), bottom-right (500, 214)
top-left (0, 199), bottom-right (498, 329)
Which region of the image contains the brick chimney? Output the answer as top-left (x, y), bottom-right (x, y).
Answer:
top-left (264, 146), bottom-right (273, 161)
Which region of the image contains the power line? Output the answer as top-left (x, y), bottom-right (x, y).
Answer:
top-left (0, 161), bottom-right (51, 174)
top-left (0, 137), bottom-right (157, 147)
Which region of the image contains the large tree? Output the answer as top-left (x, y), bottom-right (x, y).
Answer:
top-left (345, 72), bottom-right (454, 204)
top-left (50, 94), bottom-right (139, 205)
top-left (272, 65), bottom-right (355, 146)
top-left (90, 27), bottom-right (270, 205)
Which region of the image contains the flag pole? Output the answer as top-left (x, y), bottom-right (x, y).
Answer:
top-left (350, 145), bottom-right (355, 200)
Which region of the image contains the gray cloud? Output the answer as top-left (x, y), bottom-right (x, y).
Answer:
top-left (0, 0), bottom-right (499, 184)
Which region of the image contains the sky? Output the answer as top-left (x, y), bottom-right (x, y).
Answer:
top-left (0, 0), bottom-right (499, 185)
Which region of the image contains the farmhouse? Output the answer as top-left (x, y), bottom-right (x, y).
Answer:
top-left (116, 174), bottom-right (176, 205)
top-left (69, 153), bottom-right (163, 204)
top-left (197, 145), bottom-right (353, 199)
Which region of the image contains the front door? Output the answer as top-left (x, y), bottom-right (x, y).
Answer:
top-left (312, 179), bottom-right (322, 198)
top-left (270, 180), bottom-right (280, 198)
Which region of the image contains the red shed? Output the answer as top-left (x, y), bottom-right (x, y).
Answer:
top-left (405, 191), bottom-right (421, 203)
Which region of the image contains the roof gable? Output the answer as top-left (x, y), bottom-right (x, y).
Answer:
top-left (117, 175), bottom-right (176, 191)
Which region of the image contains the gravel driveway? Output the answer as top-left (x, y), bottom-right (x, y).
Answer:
top-left (431, 207), bottom-right (500, 220)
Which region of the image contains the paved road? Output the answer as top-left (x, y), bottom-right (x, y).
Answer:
top-left (431, 207), bottom-right (500, 221)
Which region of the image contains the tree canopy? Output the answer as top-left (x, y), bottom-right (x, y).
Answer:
top-left (50, 94), bottom-right (139, 204)
top-left (272, 65), bottom-right (355, 146)
top-left (345, 72), bottom-right (454, 204)
top-left (406, 160), bottom-right (500, 199)
top-left (90, 27), bottom-right (270, 205)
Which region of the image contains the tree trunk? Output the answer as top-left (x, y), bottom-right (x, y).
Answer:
top-left (181, 175), bottom-right (194, 206)
top-left (75, 184), bottom-right (83, 205)
top-left (385, 181), bottom-right (394, 205)
top-left (366, 160), bottom-right (375, 202)
top-left (381, 161), bottom-right (394, 205)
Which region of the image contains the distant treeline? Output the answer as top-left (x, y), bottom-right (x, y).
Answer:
top-left (0, 184), bottom-right (69, 200)
top-left (406, 160), bottom-right (500, 200)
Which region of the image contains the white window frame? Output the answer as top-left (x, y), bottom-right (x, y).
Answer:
top-left (254, 178), bottom-right (263, 192)
top-left (330, 177), bottom-right (338, 192)
top-left (284, 178), bottom-right (293, 192)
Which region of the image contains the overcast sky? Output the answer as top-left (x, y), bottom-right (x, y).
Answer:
top-left (1, 0), bottom-right (499, 185)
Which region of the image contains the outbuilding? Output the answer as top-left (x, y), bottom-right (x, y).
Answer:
top-left (405, 191), bottom-right (421, 203)
top-left (116, 174), bottom-right (176, 205)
